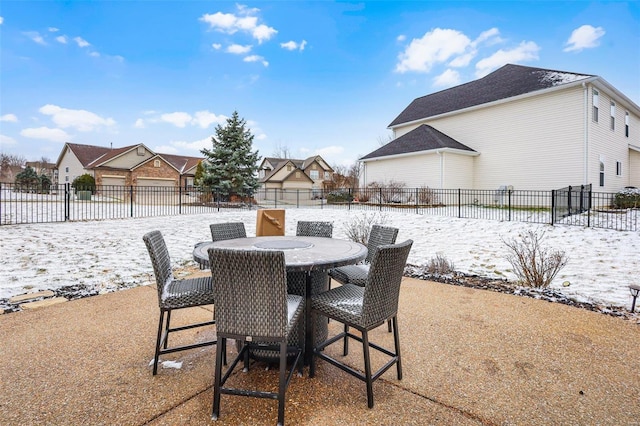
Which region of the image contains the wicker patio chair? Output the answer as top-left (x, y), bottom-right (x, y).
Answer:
top-left (328, 224), bottom-right (398, 287)
top-left (142, 230), bottom-right (217, 376)
top-left (210, 222), bottom-right (247, 242)
top-left (310, 239), bottom-right (413, 408)
top-left (208, 248), bottom-right (304, 426)
top-left (296, 220), bottom-right (333, 238)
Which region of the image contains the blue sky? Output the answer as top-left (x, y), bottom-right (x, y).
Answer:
top-left (1, 1), bottom-right (639, 168)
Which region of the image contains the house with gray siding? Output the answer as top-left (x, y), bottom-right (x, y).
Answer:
top-left (360, 64), bottom-right (640, 192)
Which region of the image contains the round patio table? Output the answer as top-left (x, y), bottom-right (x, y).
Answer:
top-left (193, 236), bottom-right (367, 364)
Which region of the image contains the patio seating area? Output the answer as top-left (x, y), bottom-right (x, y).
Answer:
top-left (1, 272), bottom-right (639, 425)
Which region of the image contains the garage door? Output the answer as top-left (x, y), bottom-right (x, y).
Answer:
top-left (101, 176), bottom-right (125, 187)
top-left (137, 178), bottom-right (175, 188)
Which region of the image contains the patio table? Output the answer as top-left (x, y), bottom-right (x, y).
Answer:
top-left (193, 236), bottom-right (367, 364)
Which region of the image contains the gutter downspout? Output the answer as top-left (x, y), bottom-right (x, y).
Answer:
top-left (582, 82), bottom-right (589, 184)
top-left (437, 150), bottom-right (444, 189)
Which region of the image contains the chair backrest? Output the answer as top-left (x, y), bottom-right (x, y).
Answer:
top-left (296, 221), bottom-right (333, 238)
top-left (361, 239), bottom-right (413, 326)
top-left (142, 230), bottom-right (173, 302)
top-left (365, 225), bottom-right (399, 263)
top-left (210, 222), bottom-right (247, 242)
top-left (208, 248), bottom-right (288, 339)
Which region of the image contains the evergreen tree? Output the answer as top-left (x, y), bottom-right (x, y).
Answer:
top-left (200, 111), bottom-right (260, 197)
top-left (15, 166), bottom-right (39, 191)
top-left (193, 161), bottom-right (205, 186)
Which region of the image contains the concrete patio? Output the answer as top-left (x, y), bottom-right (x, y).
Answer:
top-left (1, 276), bottom-right (638, 425)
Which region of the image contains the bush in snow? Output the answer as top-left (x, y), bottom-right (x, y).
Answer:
top-left (613, 187), bottom-right (640, 209)
top-left (424, 253), bottom-right (455, 275)
top-left (343, 211), bottom-right (389, 245)
top-left (502, 229), bottom-right (568, 288)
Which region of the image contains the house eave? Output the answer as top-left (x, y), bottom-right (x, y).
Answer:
top-left (388, 77), bottom-right (602, 130)
top-left (360, 147), bottom-right (479, 162)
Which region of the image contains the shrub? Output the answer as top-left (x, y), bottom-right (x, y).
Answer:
top-left (502, 229), bottom-right (568, 288)
top-left (326, 190), bottom-right (353, 203)
top-left (613, 187), bottom-right (640, 209)
top-left (424, 253), bottom-right (455, 275)
top-left (72, 174), bottom-right (96, 194)
top-left (343, 212), bottom-right (389, 245)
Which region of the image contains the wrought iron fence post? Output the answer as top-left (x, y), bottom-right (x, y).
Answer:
top-left (179, 185), bottom-right (182, 215)
top-left (379, 188), bottom-right (382, 212)
top-left (216, 189), bottom-right (220, 211)
top-left (508, 189), bottom-right (512, 221)
top-left (458, 188), bottom-right (461, 218)
top-left (348, 188), bottom-right (352, 211)
top-left (551, 189), bottom-right (556, 225)
top-left (129, 186), bottom-right (134, 217)
top-left (415, 187), bottom-right (419, 214)
top-left (65, 183), bottom-right (71, 221)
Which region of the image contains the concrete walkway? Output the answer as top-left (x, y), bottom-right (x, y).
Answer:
top-left (1, 277), bottom-right (638, 425)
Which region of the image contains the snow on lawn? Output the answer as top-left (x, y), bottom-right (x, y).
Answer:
top-left (0, 209), bottom-right (638, 309)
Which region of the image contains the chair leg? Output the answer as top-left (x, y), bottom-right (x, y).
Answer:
top-left (362, 330), bottom-right (374, 409)
top-left (163, 310), bottom-right (172, 349)
top-left (392, 316), bottom-right (402, 380)
top-left (211, 337), bottom-right (225, 421)
top-left (277, 340), bottom-right (287, 426)
top-left (387, 319), bottom-right (392, 333)
top-left (343, 324), bottom-right (349, 356)
top-left (153, 310), bottom-right (166, 375)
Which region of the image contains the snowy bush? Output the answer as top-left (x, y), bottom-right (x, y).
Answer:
top-left (502, 229), bottom-right (568, 288)
top-left (424, 253), bottom-right (455, 275)
top-left (343, 212), bottom-right (389, 245)
top-left (613, 187), bottom-right (640, 209)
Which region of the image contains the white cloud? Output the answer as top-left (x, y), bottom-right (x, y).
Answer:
top-left (280, 40), bottom-right (307, 51)
top-left (0, 114), bottom-right (18, 122)
top-left (0, 16), bottom-right (4, 25)
top-left (0, 134), bottom-right (16, 146)
top-left (39, 104), bottom-right (116, 131)
top-left (315, 145), bottom-right (344, 157)
top-left (73, 37), bottom-right (90, 48)
top-left (397, 35), bottom-right (406, 42)
top-left (193, 111), bottom-right (226, 128)
top-left (475, 41), bottom-right (540, 77)
top-left (20, 127), bottom-right (71, 143)
top-left (89, 51), bottom-right (100, 57)
top-left (244, 55), bottom-right (268, 67)
top-left (564, 25), bottom-right (605, 52)
top-left (227, 44), bottom-right (252, 54)
top-left (152, 144), bottom-right (179, 155)
top-left (472, 28), bottom-right (502, 47)
top-left (56, 35), bottom-right (68, 44)
top-left (212, 43), bottom-right (222, 50)
top-left (433, 69), bottom-right (461, 87)
top-left (134, 119), bottom-right (145, 129)
top-left (395, 28), bottom-right (471, 73)
top-left (170, 136), bottom-right (214, 152)
top-left (24, 31), bottom-right (46, 45)
top-left (48, 27), bottom-right (59, 32)
top-left (160, 112), bottom-right (193, 128)
top-left (199, 5), bottom-right (277, 43)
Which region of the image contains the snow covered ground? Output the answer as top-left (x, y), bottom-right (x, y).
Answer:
top-left (1, 209), bottom-right (638, 309)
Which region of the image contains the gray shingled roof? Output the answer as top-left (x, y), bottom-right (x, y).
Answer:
top-left (360, 125), bottom-right (475, 161)
top-left (389, 64), bottom-right (592, 127)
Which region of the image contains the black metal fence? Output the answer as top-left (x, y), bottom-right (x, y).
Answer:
top-left (2, 183), bottom-right (638, 231)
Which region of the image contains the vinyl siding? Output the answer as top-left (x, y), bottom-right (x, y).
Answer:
top-left (630, 150), bottom-right (640, 187)
top-left (363, 153), bottom-right (441, 187)
top-left (442, 152), bottom-right (474, 188)
top-left (106, 149), bottom-right (153, 168)
top-left (58, 149), bottom-right (89, 183)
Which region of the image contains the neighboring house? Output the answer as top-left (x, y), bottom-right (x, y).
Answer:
top-left (55, 143), bottom-right (202, 189)
top-left (258, 156), bottom-right (334, 194)
top-left (26, 161), bottom-right (58, 184)
top-left (0, 164), bottom-right (24, 184)
top-left (360, 64), bottom-right (640, 193)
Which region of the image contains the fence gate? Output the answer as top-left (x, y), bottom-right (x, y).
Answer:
top-left (552, 184), bottom-right (592, 224)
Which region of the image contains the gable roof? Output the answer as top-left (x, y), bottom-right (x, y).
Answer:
top-left (86, 144), bottom-right (143, 168)
top-left (389, 64), bottom-right (593, 127)
top-left (160, 153), bottom-right (202, 174)
top-left (57, 143), bottom-right (112, 168)
top-left (360, 124), bottom-right (476, 161)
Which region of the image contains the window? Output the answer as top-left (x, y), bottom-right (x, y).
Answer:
top-left (287, 165), bottom-right (292, 171)
top-left (599, 160), bottom-right (605, 187)
top-left (65, 166), bottom-right (69, 173)
top-left (592, 89), bottom-right (599, 122)
top-left (295, 171), bottom-right (301, 178)
top-left (153, 159), bottom-right (160, 168)
top-left (65, 176), bottom-right (69, 182)
top-left (610, 101), bottom-right (615, 131)
top-left (310, 170), bottom-right (319, 180)
top-left (626, 112), bottom-right (630, 137)
top-left (137, 146), bottom-right (146, 156)
top-left (324, 171), bottom-right (330, 180)
top-left (616, 161), bottom-right (622, 176)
